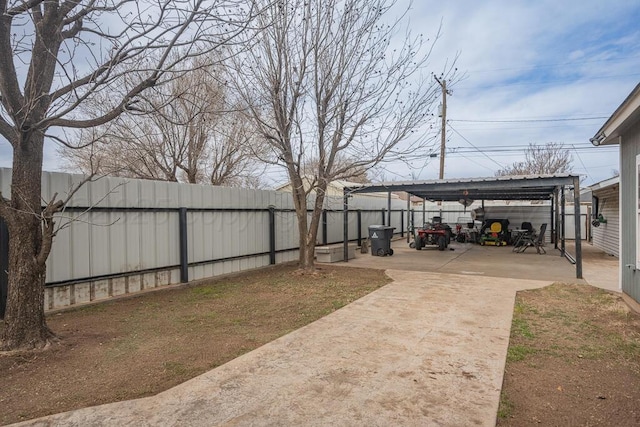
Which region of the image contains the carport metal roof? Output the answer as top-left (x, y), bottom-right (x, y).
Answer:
top-left (341, 174), bottom-right (583, 279)
top-left (343, 174), bottom-right (578, 201)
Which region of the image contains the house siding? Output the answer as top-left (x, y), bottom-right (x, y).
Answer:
top-left (592, 186), bottom-right (619, 257)
top-left (620, 119), bottom-right (640, 302)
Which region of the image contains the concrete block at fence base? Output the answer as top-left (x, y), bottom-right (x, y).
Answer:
top-left (74, 283), bottom-right (91, 305)
top-left (45, 288), bottom-right (53, 310)
top-left (315, 244), bottom-right (356, 263)
top-left (53, 286), bottom-right (71, 309)
top-left (129, 275), bottom-right (142, 293)
top-left (157, 270), bottom-right (173, 287)
top-left (111, 277), bottom-right (127, 296)
top-left (143, 273), bottom-right (157, 290)
top-left (93, 280), bottom-right (109, 300)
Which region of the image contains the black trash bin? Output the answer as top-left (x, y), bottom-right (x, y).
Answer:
top-left (368, 225), bottom-right (395, 256)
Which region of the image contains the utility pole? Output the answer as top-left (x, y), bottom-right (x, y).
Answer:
top-left (434, 76), bottom-right (451, 180)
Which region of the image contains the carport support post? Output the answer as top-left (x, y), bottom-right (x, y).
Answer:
top-left (573, 177), bottom-right (583, 279)
top-left (381, 208), bottom-right (385, 225)
top-left (561, 187), bottom-right (566, 256)
top-left (387, 191), bottom-right (392, 227)
top-left (553, 187), bottom-right (560, 249)
top-left (400, 209), bottom-right (404, 238)
top-left (178, 207), bottom-right (189, 283)
top-left (550, 194), bottom-right (555, 245)
top-left (357, 210), bottom-right (362, 247)
top-left (343, 192), bottom-right (349, 263)
top-left (406, 196), bottom-right (411, 243)
top-left (422, 197), bottom-right (426, 225)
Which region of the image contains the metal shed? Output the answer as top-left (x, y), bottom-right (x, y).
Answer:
top-left (341, 174), bottom-right (583, 279)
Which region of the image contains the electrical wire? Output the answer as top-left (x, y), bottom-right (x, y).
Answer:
top-left (447, 123), bottom-right (505, 169)
top-left (450, 116), bottom-right (608, 123)
top-left (447, 146), bottom-right (617, 155)
top-left (571, 144), bottom-right (594, 183)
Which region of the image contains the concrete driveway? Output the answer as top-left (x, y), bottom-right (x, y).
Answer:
top-left (15, 241), bottom-right (619, 426)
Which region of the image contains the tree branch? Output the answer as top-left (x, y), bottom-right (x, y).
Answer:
top-left (0, 191), bottom-right (14, 225)
top-left (6, 0), bottom-right (44, 16)
top-left (60, 17), bottom-right (83, 39)
top-left (0, 114), bottom-right (16, 145)
top-left (0, 12), bottom-right (25, 114)
top-left (36, 171), bottom-right (97, 266)
top-left (49, 76), bottom-right (157, 128)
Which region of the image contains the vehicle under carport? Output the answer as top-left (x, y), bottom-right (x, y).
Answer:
top-left (341, 174), bottom-right (583, 279)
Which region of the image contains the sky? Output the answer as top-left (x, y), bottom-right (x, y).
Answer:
top-left (1, 0), bottom-right (639, 188)
top-left (381, 0), bottom-right (640, 187)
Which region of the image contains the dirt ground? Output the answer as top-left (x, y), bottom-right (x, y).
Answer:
top-left (498, 283), bottom-right (640, 426)
top-left (0, 265), bottom-right (390, 426)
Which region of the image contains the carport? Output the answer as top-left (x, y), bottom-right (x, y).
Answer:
top-left (342, 174), bottom-right (583, 279)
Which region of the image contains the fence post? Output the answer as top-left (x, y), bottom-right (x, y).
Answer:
top-left (343, 194), bottom-right (349, 263)
top-left (322, 209), bottom-right (328, 245)
top-left (268, 206), bottom-right (276, 265)
top-left (357, 210), bottom-right (362, 247)
top-left (178, 208), bottom-right (189, 283)
top-left (411, 210), bottom-right (415, 231)
top-left (0, 217), bottom-right (8, 319)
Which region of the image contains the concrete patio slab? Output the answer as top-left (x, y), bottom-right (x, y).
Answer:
top-left (348, 239), bottom-right (586, 283)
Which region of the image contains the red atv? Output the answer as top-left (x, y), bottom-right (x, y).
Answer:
top-left (412, 221), bottom-right (452, 251)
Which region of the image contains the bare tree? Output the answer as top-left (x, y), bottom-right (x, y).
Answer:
top-left (0, 0), bottom-right (255, 351)
top-left (231, 0), bottom-right (451, 270)
top-left (495, 142), bottom-right (573, 176)
top-left (62, 56), bottom-right (265, 188)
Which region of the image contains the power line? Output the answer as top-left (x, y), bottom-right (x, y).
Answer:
top-left (447, 123), bottom-right (505, 169)
top-left (450, 116), bottom-right (608, 123)
top-left (571, 144), bottom-right (593, 183)
top-left (447, 146), bottom-right (617, 155)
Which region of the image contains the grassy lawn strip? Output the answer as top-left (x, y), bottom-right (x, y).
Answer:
top-left (0, 264), bottom-right (390, 425)
top-left (498, 283), bottom-right (640, 426)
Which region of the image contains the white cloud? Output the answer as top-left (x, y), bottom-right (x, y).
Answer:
top-left (380, 0), bottom-right (639, 185)
top-left (2, 0), bottom-right (637, 187)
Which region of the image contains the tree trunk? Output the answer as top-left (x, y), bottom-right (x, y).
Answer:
top-left (292, 177), bottom-right (327, 272)
top-left (1, 132), bottom-right (53, 351)
top-left (293, 193), bottom-right (312, 270)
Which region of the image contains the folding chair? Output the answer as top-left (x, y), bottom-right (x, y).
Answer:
top-left (512, 221), bottom-right (534, 251)
top-left (516, 223), bottom-right (547, 254)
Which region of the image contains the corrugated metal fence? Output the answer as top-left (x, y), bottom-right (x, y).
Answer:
top-left (0, 169), bottom-right (406, 312)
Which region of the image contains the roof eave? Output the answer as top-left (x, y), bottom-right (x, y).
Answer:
top-left (591, 83), bottom-right (640, 146)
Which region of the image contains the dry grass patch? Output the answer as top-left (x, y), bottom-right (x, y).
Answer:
top-left (498, 283), bottom-right (640, 426)
top-left (0, 264), bottom-right (390, 425)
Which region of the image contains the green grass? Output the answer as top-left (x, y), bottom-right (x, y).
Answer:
top-left (162, 361), bottom-right (194, 377)
top-left (189, 285), bottom-right (225, 299)
top-left (497, 391), bottom-right (513, 419)
top-left (512, 318), bottom-right (535, 339)
top-left (507, 344), bottom-right (537, 362)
